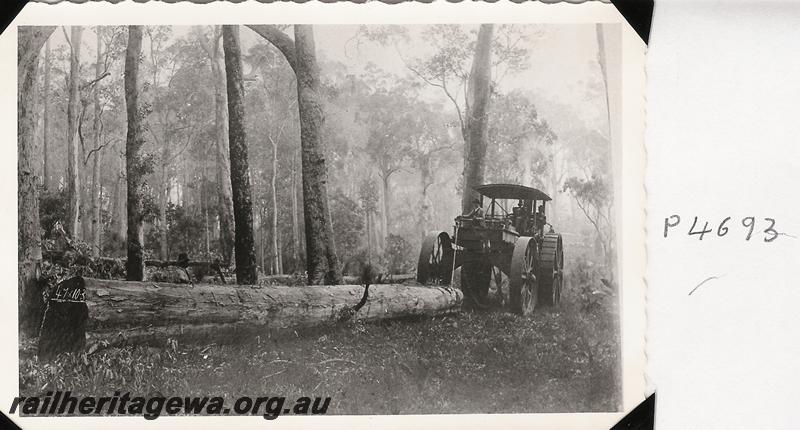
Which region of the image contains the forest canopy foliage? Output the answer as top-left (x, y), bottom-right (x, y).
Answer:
top-left (21, 24), bottom-right (615, 279)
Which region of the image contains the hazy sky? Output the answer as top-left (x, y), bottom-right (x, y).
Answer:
top-left (310, 24), bottom-right (605, 114)
top-left (45, 24), bottom-right (612, 128)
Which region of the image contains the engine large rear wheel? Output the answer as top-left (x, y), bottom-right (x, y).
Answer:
top-left (509, 236), bottom-right (538, 315)
top-left (538, 233), bottom-right (564, 307)
top-left (416, 232), bottom-right (454, 285)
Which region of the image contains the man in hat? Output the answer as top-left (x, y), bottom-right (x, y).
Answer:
top-left (466, 198), bottom-right (484, 218)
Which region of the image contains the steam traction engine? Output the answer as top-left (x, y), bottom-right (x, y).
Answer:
top-left (416, 184), bottom-right (564, 315)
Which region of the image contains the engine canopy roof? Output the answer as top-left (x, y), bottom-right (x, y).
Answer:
top-left (473, 184), bottom-right (552, 202)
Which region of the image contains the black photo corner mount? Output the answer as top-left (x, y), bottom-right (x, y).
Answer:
top-left (1, 0), bottom-right (653, 42)
top-left (610, 0), bottom-right (654, 45)
top-left (0, 0), bottom-right (27, 35)
top-left (611, 392), bottom-right (655, 430)
top-left (0, 410), bottom-right (22, 430)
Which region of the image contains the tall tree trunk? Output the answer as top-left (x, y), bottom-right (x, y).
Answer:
top-left (419, 157), bottom-right (433, 239)
top-left (18, 26), bottom-right (55, 335)
top-left (90, 153), bottom-right (101, 257)
top-left (365, 210), bottom-right (371, 263)
top-left (290, 149), bottom-right (301, 272)
top-left (66, 26), bottom-right (84, 238)
top-left (380, 174), bottom-right (390, 246)
top-left (222, 25), bottom-right (258, 284)
top-left (90, 29), bottom-right (103, 258)
top-left (246, 24), bottom-right (341, 283)
top-left (209, 28), bottom-right (236, 266)
top-left (460, 24), bottom-right (493, 215)
top-left (108, 162), bottom-right (118, 237)
top-left (159, 141), bottom-right (169, 260)
top-left (596, 24), bottom-right (611, 139)
top-left (42, 38), bottom-right (51, 189)
top-left (270, 137), bottom-right (280, 275)
top-left (294, 25), bottom-right (342, 285)
top-left (202, 157), bottom-right (210, 255)
top-left (124, 25), bottom-right (148, 281)
top-left (259, 206), bottom-right (266, 273)
top-left (115, 152), bottom-right (127, 242)
top-left (550, 144), bottom-right (559, 227)
top-left (371, 211), bottom-right (381, 256)
top-left (277, 230), bottom-right (284, 274)
top-left (596, 22), bottom-right (620, 276)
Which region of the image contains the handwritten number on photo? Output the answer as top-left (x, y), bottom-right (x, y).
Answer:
top-left (664, 215), bottom-right (784, 242)
top-left (764, 218), bottom-right (778, 242)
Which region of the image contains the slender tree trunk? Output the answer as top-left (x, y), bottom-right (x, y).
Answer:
top-left (371, 211), bottom-right (381, 255)
top-left (108, 164), bottom-right (118, 234)
top-left (202, 157), bottom-right (210, 255)
top-left (294, 25), bottom-right (342, 285)
top-left (42, 39), bottom-right (51, 189)
top-left (222, 25), bottom-right (258, 284)
top-left (159, 141), bottom-right (169, 260)
top-left (66, 26), bottom-right (84, 238)
top-left (365, 210), bottom-right (371, 263)
top-left (210, 29), bottom-right (236, 266)
top-left (124, 25), bottom-right (148, 281)
top-left (460, 24), bottom-right (493, 214)
top-left (259, 206), bottom-right (266, 274)
top-left (596, 23), bottom-right (611, 139)
top-left (419, 157), bottom-right (433, 239)
top-left (90, 153), bottom-right (101, 256)
top-left (270, 137), bottom-right (280, 275)
top-left (381, 174), bottom-right (390, 245)
top-left (115, 153), bottom-right (127, 242)
top-left (550, 145), bottom-right (559, 226)
top-left (90, 30), bottom-right (103, 258)
top-left (18, 26), bottom-right (55, 335)
top-left (290, 150), bottom-right (300, 271)
top-left (278, 230), bottom-right (284, 274)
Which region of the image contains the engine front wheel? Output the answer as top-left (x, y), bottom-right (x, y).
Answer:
top-left (538, 233), bottom-right (564, 307)
top-left (509, 236), bottom-right (539, 316)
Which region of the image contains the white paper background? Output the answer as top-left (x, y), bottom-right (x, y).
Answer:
top-left (647, 0), bottom-right (800, 428)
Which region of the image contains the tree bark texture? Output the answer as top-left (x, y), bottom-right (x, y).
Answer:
top-left (293, 25), bottom-right (342, 285)
top-left (247, 25), bottom-right (341, 284)
top-left (460, 24), bottom-right (494, 215)
top-left (18, 26), bottom-right (55, 335)
top-left (124, 26), bottom-right (148, 281)
top-left (38, 277), bottom-right (462, 356)
top-left (159, 142), bottom-right (169, 260)
top-left (270, 136), bottom-right (280, 275)
top-left (207, 28), bottom-right (236, 266)
top-left (42, 38), bottom-right (51, 189)
top-left (90, 29), bottom-right (104, 258)
top-left (222, 25), bottom-right (258, 284)
top-left (66, 26), bottom-right (84, 238)
top-left (290, 150), bottom-right (301, 271)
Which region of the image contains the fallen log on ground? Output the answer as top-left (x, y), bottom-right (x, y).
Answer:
top-left (198, 273), bottom-right (417, 286)
top-left (254, 273), bottom-right (416, 285)
top-left (38, 276), bottom-right (462, 357)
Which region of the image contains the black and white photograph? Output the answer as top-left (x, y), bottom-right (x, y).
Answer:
top-left (11, 2), bottom-right (647, 428)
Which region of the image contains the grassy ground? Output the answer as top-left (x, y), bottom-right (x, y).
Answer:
top-left (20, 263), bottom-right (620, 414)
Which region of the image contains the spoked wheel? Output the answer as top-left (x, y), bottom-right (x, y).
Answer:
top-left (416, 232), bottom-right (454, 285)
top-left (509, 236), bottom-right (539, 316)
top-left (462, 261), bottom-right (492, 305)
top-left (538, 233), bottom-right (564, 307)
